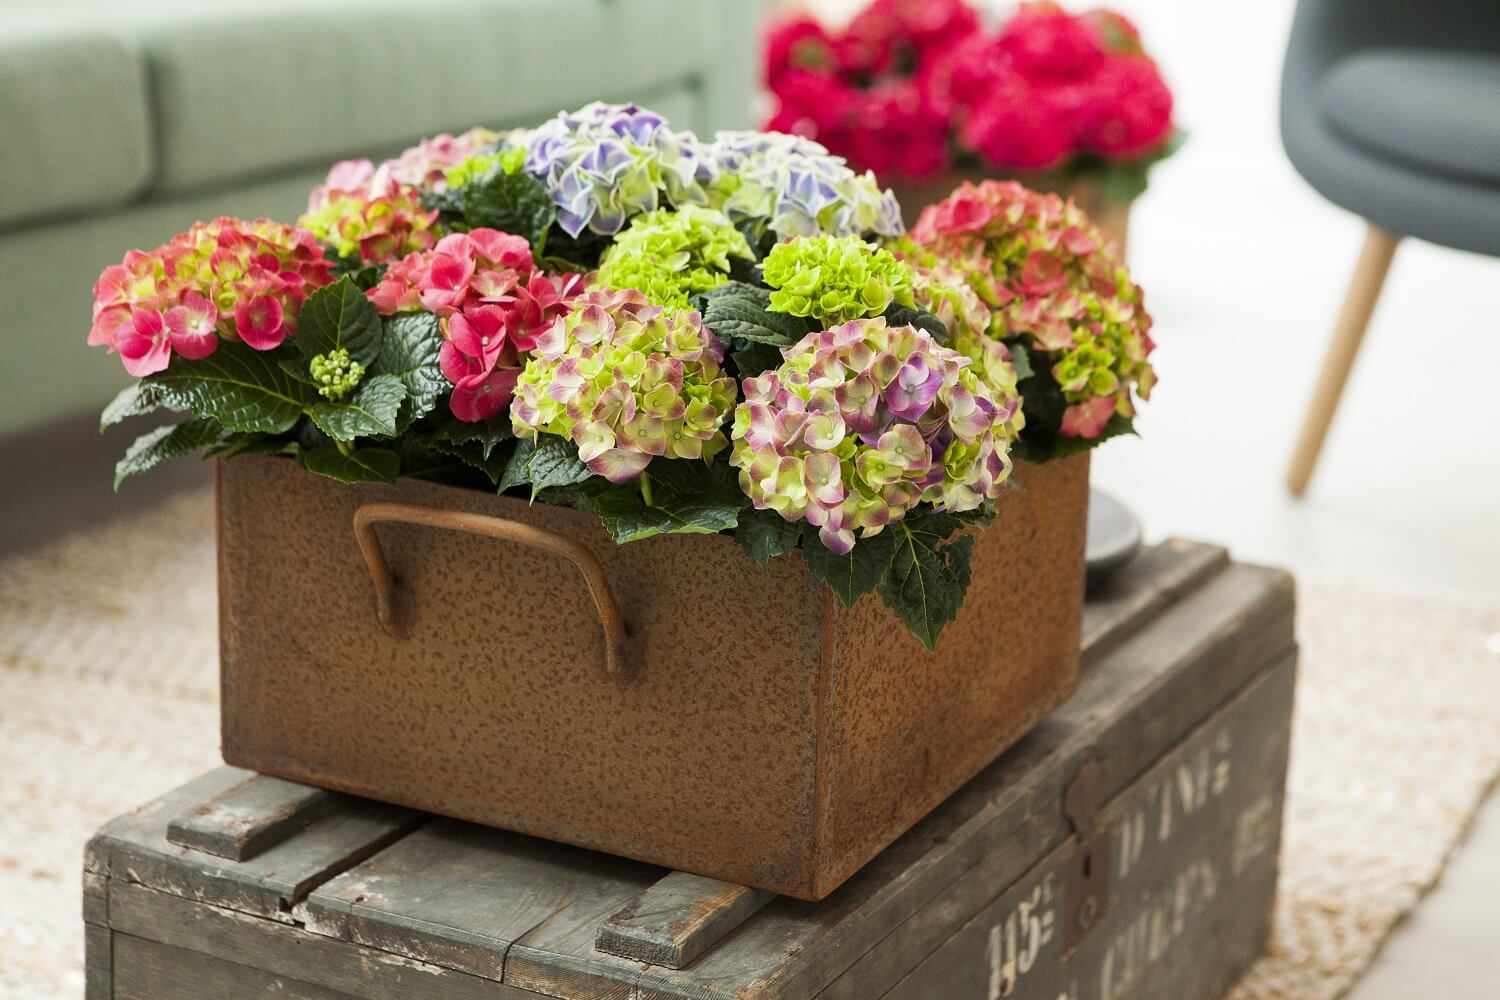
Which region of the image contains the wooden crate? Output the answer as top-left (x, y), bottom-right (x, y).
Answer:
top-left (84, 540), bottom-right (1295, 1000)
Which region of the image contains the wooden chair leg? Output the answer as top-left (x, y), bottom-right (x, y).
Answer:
top-left (1285, 224), bottom-right (1400, 496)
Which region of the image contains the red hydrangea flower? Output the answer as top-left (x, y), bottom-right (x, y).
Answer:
top-left (961, 77), bottom-right (1074, 172)
top-left (995, 2), bottom-right (1106, 80)
top-left (1074, 56), bottom-right (1175, 159)
top-left (88, 218), bottom-right (333, 375)
top-left (368, 228), bottom-right (583, 423)
top-left (765, 15), bottom-right (836, 87)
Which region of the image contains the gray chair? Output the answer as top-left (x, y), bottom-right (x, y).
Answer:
top-left (1280, 0), bottom-right (1500, 494)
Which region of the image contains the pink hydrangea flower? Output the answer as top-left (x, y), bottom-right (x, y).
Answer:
top-left (299, 164), bottom-right (438, 265)
top-left (87, 218), bottom-right (334, 375)
top-left (369, 228), bottom-right (582, 423)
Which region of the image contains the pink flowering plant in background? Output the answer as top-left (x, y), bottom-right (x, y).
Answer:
top-left (763, 0), bottom-right (1179, 201)
top-left (88, 103), bottom-right (1158, 646)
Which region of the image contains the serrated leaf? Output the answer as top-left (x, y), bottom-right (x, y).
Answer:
top-left (143, 342), bottom-right (315, 434)
top-left (297, 445), bottom-right (400, 485)
top-left (296, 276), bottom-right (384, 366)
top-left (803, 527), bottom-right (897, 607)
top-left (498, 437), bottom-right (536, 492)
top-left (580, 460), bottom-right (746, 544)
top-left (306, 374), bottom-right (406, 442)
top-left (526, 435), bottom-right (594, 498)
top-left (462, 167), bottom-right (555, 254)
top-left (436, 417), bottom-right (513, 459)
top-left (884, 303), bottom-right (949, 344)
top-left (432, 439), bottom-right (512, 485)
top-left (734, 506), bottom-right (802, 568)
top-left (99, 383), bottom-right (166, 430)
top-left (730, 342), bottom-right (786, 380)
top-left (114, 419), bottom-right (224, 489)
top-left (879, 511), bottom-right (976, 650)
top-left (700, 282), bottom-right (809, 346)
top-left (378, 313), bottom-right (447, 429)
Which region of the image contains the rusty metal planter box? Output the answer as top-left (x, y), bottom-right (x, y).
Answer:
top-left (215, 452), bottom-right (1088, 900)
top-left (85, 541), bottom-right (1296, 1000)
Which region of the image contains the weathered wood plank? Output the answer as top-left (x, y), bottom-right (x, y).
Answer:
top-left (113, 932), bottom-right (356, 1000)
top-left (85, 924), bottom-right (112, 1000)
top-left (300, 821), bottom-right (659, 982)
top-left (1081, 538), bottom-right (1229, 666)
top-left (83, 868), bottom-right (109, 927)
top-left (88, 766), bottom-right (424, 920)
top-left (167, 774), bottom-right (335, 861)
top-left (595, 872), bottom-right (774, 970)
top-left (876, 649), bottom-right (1295, 999)
top-left (108, 880), bottom-right (535, 1000)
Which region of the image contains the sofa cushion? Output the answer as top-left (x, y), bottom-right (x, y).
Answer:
top-left (0, 27), bottom-right (153, 229)
top-left (1320, 49), bottom-right (1500, 185)
top-left (136, 0), bottom-right (721, 195)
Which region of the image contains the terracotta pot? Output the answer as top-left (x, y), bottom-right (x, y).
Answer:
top-left (216, 452), bottom-right (1088, 899)
top-left (888, 171), bottom-right (1132, 256)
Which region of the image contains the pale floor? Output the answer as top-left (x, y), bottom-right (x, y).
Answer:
top-left (795, 0), bottom-right (1500, 992)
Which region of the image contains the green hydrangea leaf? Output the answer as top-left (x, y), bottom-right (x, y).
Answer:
top-left (734, 507), bottom-right (803, 568)
top-left (878, 511), bottom-right (976, 651)
top-left (113, 419), bottom-right (225, 489)
top-left (884, 303), bottom-right (949, 344)
top-left (700, 282), bottom-right (809, 346)
top-left (432, 439), bottom-right (511, 486)
top-left (497, 437), bottom-right (536, 492)
top-left (306, 374), bottom-right (406, 443)
top-left (581, 460), bottom-right (746, 544)
top-left (1008, 340), bottom-right (1035, 380)
top-left (526, 435), bottom-right (594, 498)
top-left (205, 435), bottom-right (301, 460)
top-left (295, 276), bottom-right (384, 367)
top-left (378, 313), bottom-right (447, 430)
top-left (803, 527), bottom-right (897, 608)
top-left (99, 383), bottom-right (168, 430)
top-left (297, 445), bottom-right (400, 485)
top-left (436, 417), bottom-right (513, 460)
top-left (729, 342), bottom-right (786, 381)
top-left (143, 341), bottom-right (316, 434)
top-left (462, 168), bottom-right (555, 255)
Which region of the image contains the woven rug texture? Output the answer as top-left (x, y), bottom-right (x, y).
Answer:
top-left (1, 491), bottom-right (1497, 998)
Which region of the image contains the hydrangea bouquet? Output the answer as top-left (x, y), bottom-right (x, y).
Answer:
top-left (765, 0), bottom-right (1179, 203)
top-left (89, 102), bottom-right (1151, 647)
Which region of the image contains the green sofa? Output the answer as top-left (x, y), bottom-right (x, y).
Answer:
top-left (0, 0), bottom-right (757, 437)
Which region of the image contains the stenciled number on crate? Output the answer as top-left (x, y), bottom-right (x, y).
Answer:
top-left (988, 873), bottom-right (1060, 997)
top-left (1098, 858), bottom-right (1220, 1000)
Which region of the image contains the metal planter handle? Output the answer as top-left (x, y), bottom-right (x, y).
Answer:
top-left (352, 502), bottom-right (638, 684)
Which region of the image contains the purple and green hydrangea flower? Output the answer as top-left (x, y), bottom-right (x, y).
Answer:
top-left (510, 288), bottom-right (737, 482)
top-left (729, 317), bottom-right (1019, 554)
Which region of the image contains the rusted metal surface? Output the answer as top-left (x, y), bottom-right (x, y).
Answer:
top-left (887, 172), bottom-right (1132, 251)
top-left (216, 452), bottom-right (1088, 900)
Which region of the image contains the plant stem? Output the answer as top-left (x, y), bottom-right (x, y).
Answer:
top-left (639, 471), bottom-right (654, 507)
top-left (336, 439), bottom-right (356, 458)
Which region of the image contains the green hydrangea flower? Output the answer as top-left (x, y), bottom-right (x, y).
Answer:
top-left (761, 235), bottom-right (916, 325)
top-left (443, 145), bottom-right (526, 190)
top-left (309, 348), bottom-right (364, 401)
top-left (510, 288), bottom-right (737, 483)
top-left (596, 207), bottom-right (754, 310)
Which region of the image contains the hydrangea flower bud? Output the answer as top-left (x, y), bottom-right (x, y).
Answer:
top-left (511, 289), bottom-right (737, 483)
top-left (87, 217), bottom-right (334, 375)
top-left (896, 180), bottom-right (1154, 440)
top-left (309, 348), bottom-right (365, 401)
top-left (596, 206), bottom-right (755, 310)
top-left (729, 317), bottom-right (1018, 554)
top-left (762, 235), bottom-right (916, 324)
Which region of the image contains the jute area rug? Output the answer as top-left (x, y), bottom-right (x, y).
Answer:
top-left (2, 491), bottom-right (1498, 999)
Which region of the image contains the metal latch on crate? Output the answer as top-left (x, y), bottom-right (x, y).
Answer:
top-left (1061, 757), bottom-right (1112, 957)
